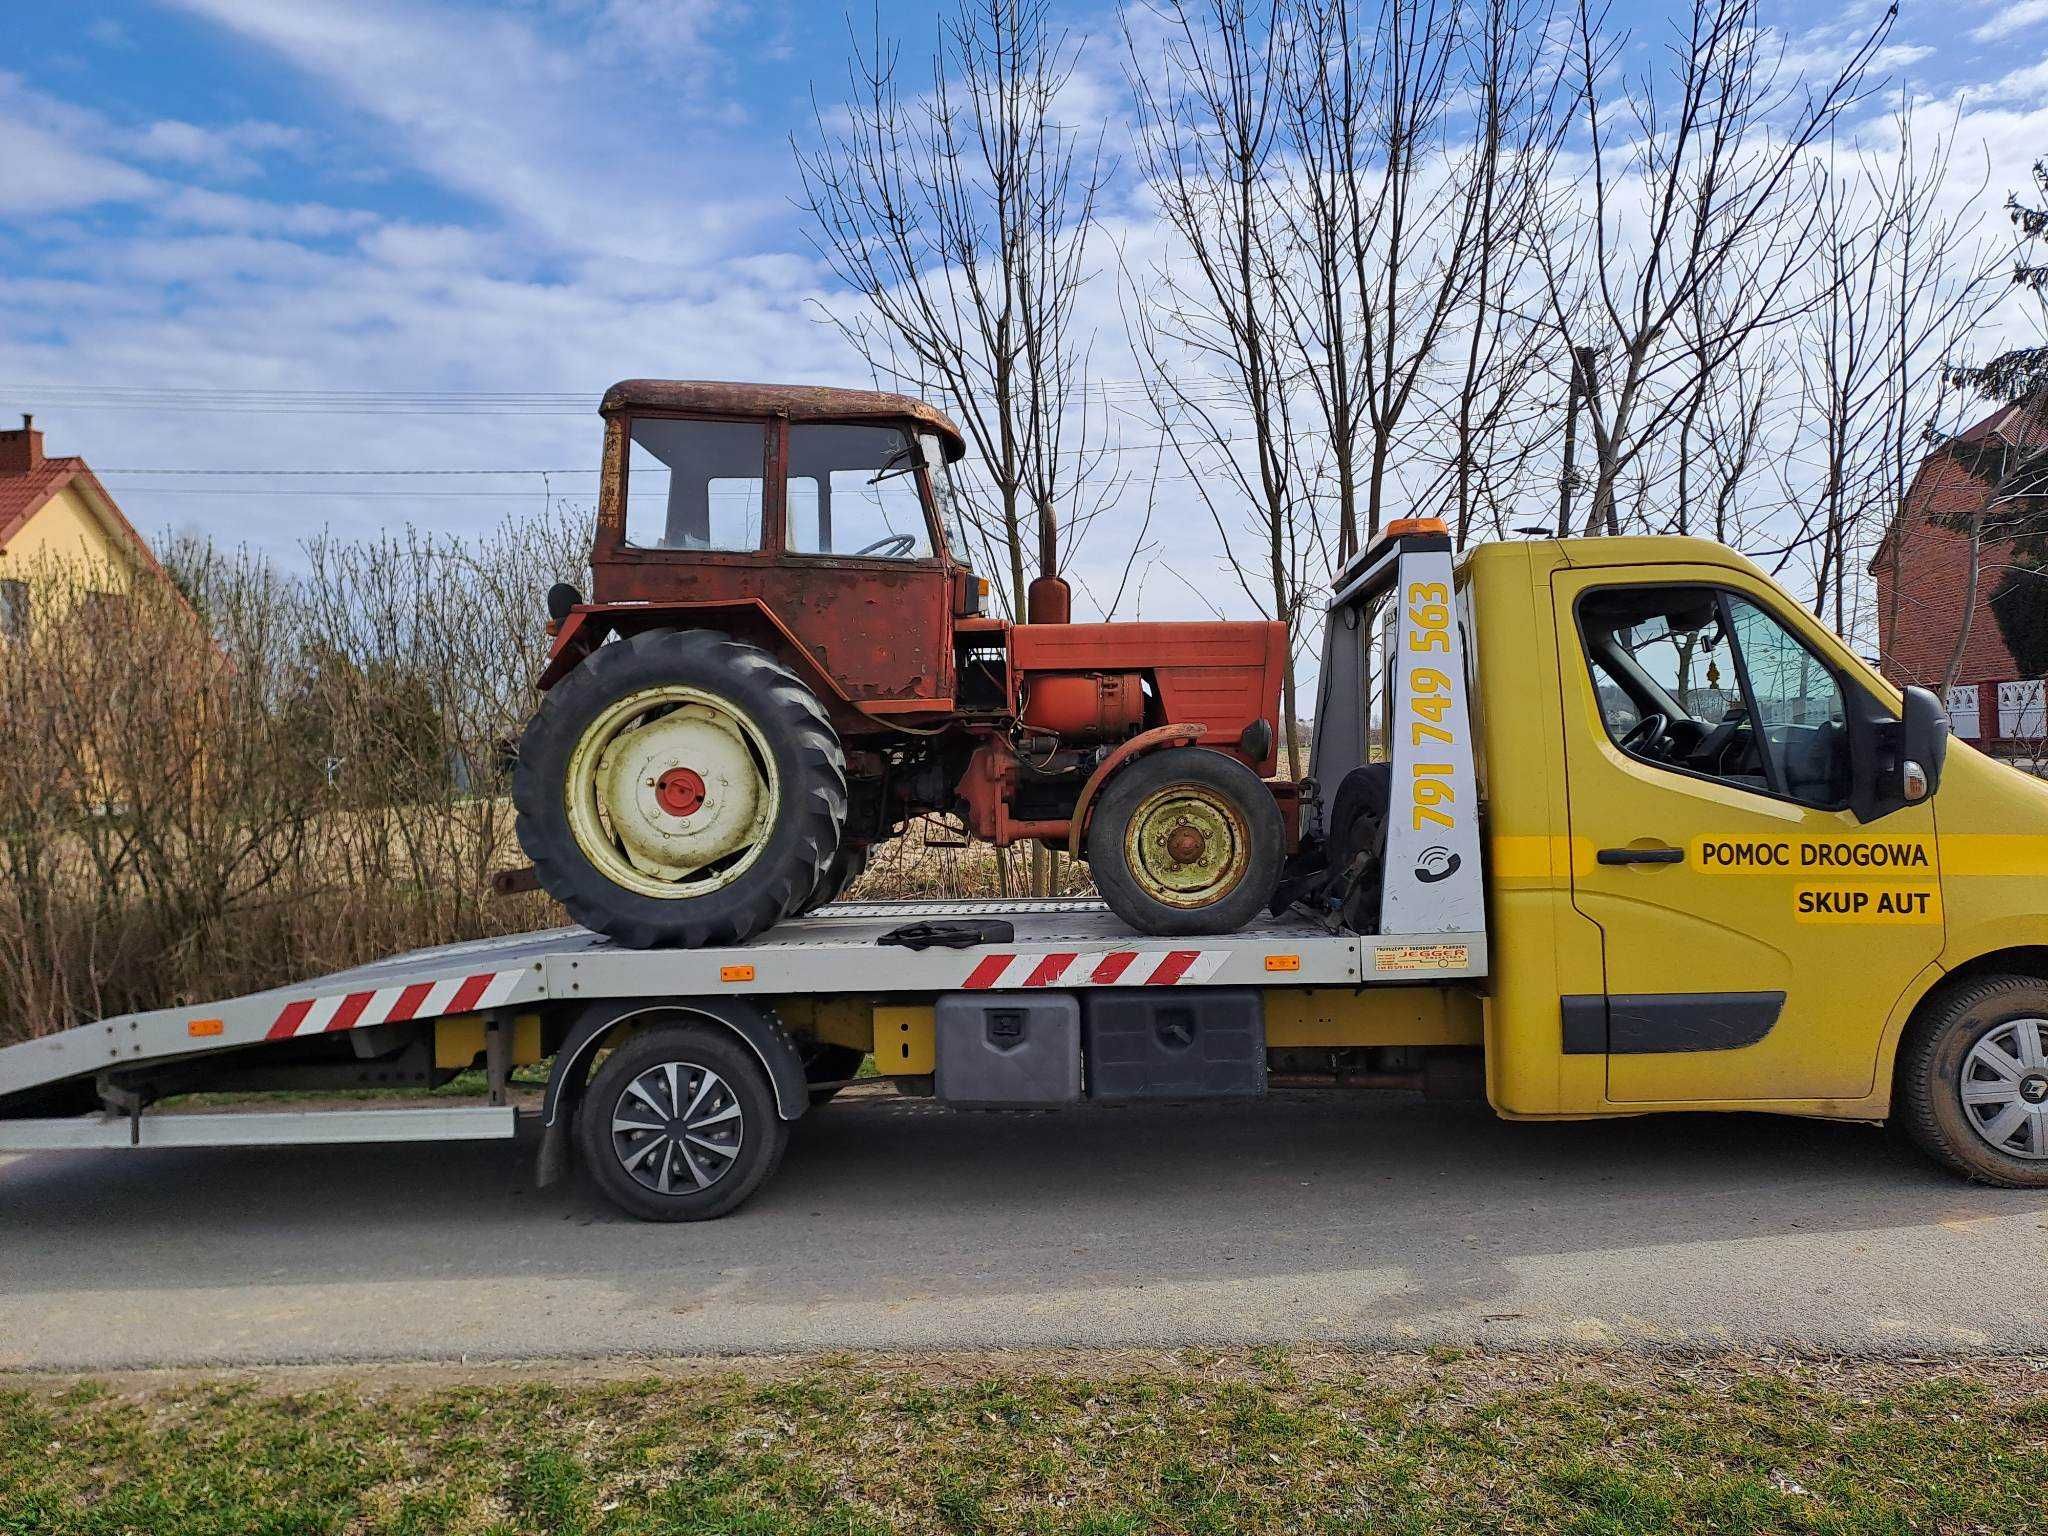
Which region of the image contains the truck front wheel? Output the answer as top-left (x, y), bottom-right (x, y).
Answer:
top-left (1897, 973), bottom-right (2048, 1188)
top-left (577, 1023), bottom-right (789, 1220)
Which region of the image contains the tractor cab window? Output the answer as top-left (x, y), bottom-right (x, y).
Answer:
top-left (1577, 585), bottom-right (1850, 809)
top-left (623, 417), bottom-right (769, 551)
top-left (786, 423), bottom-right (934, 560)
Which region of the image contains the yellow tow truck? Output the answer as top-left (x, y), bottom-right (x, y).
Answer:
top-left (0, 518), bottom-right (2042, 1218)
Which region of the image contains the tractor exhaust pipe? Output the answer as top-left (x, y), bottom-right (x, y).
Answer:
top-left (1026, 494), bottom-right (1070, 624)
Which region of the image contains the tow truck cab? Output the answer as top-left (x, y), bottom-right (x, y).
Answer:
top-left (1459, 534), bottom-right (2048, 1126)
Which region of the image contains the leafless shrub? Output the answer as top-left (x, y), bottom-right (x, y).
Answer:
top-left (0, 507), bottom-right (585, 1044)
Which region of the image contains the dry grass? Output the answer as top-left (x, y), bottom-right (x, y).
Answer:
top-left (3, 1348), bottom-right (2044, 1533)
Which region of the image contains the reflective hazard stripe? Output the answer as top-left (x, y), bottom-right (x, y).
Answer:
top-left (266, 968), bottom-right (525, 1041)
top-left (960, 949), bottom-right (1229, 990)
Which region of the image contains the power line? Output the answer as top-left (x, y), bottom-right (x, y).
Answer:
top-left (95, 467), bottom-right (594, 476)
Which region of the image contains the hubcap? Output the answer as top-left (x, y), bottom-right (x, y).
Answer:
top-left (1960, 1018), bottom-right (2048, 1161)
top-left (1124, 783), bottom-right (1251, 909)
top-left (610, 1061), bottom-right (745, 1194)
top-left (655, 766), bottom-right (706, 817)
top-left (565, 684), bottom-right (779, 899)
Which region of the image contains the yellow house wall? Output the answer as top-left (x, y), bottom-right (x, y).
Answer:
top-left (0, 483), bottom-right (137, 592)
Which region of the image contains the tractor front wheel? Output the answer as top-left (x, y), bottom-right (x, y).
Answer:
top-left (1086, 747), bottom-right (1282, 936)
top-left (514, 629), bottom-right (845, 948)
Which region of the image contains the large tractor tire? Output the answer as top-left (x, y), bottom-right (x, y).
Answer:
top-left (1086, 746), bottom-right (1283, 937)
top-left (794, 843), bottom-right (868, 918)
top-left (514, 628), bottom-right (846, 949)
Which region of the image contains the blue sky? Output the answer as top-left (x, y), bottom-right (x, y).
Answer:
top-left (4, 0), bottom-right (2048, 597)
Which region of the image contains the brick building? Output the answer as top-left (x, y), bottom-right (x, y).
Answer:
top-left (1871, 399), bottom-right (2047, 752)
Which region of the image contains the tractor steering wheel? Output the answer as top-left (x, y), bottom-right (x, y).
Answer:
top-left (1619, 710), bottom-right (1671, 759)
top-left (853, 533), bottom-right (917, 558)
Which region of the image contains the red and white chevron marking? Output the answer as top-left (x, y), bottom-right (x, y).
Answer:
top-left (265, 968), bottom-right (525, 1040)
top-left (959, 948), bottom-right (1231, 990)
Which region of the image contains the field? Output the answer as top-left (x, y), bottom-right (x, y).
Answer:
top-left (3, 1349), bottom-right (2043, 1534)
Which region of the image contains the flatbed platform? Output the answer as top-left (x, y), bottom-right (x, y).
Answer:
top-left (0, 900), bottom-right (1486, 1108)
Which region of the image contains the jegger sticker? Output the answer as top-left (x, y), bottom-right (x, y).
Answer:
top-left (1693, 836), bottom-right (1934, 874)
top-left (1792, 883), bottom-right (1942, 924)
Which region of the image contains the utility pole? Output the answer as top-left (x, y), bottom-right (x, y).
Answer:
top-left (1556, 349), bottom-right (1583, 536)
top-left (1556, 345), bottom-right (1600, 537)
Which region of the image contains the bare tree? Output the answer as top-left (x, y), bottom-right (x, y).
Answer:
top-left (797, 0), bottom-right (1111, 620)
top-left (1275, 0), bottom-right (1564, 558)
top-left (1536, 0), bottom-right (1895, 535)
top-left (1122, 0), bottom-right (1319, 774)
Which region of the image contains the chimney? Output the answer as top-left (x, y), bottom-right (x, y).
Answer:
top-left (0, 414), bottom-right (43, 475)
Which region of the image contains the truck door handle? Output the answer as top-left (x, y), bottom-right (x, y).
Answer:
top-left (1597, 846), bottom-right (1684, 865)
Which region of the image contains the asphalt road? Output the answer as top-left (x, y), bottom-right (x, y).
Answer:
top-left (2, 1090), bottom-right (2045, 1371)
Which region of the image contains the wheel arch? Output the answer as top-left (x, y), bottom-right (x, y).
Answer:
top-left (541, 600), bottom-right (856, 721)
top-left (1065, 724), bottom-right (1209, 858)
top-left (1877, 946), bottom-right (2048, 1107)
top-left (541, 996), bottom-right (811, 1132)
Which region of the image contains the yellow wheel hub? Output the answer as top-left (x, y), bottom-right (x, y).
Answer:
top-left (1124, 783), bottom-right (1252, 909)
top-left (566, 683), bottom-right (779, 899)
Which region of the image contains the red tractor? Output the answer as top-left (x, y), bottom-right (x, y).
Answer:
top-left (514, 380), bottom-right (1299, 948)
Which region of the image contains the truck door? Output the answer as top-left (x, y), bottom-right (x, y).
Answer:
top-left (1553, 568), bottom-right (1941, 1103)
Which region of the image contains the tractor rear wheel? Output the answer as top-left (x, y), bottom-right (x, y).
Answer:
top-left (1086, 747), bottom-right (1282, 936)
top-left (795, 843), bottom-right (868, 917)
top-left (514, 628), bottom-right (845, 948)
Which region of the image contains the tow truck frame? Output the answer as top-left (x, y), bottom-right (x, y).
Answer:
top-left (0, 527), bottom-right (1490, 1209)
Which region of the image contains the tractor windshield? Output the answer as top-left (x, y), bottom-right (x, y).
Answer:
top-left (785, 423), bottom-right (934, 560)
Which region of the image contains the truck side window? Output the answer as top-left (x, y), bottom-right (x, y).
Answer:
top-left (1577, 586), bottom-right (1850, 809)
top-left (624, 418), bottom-right (769, 551)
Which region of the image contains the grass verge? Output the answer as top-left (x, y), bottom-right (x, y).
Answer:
top-left (2, 1349), bottom-right (2044, 1534)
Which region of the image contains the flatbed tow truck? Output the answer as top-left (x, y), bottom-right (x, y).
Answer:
top-left (5, 522), bottom-right (2047, 1218)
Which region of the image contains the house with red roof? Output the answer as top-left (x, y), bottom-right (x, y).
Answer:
top-left (0, 414), bottom-right (175, 638)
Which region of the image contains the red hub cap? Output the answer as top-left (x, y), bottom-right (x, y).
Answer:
top-left (654, 766), bottom-right (706, 818)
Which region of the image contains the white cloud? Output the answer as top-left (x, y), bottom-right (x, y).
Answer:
top-left (0, 87), bottom-right (159, 214)
top-left (156, 185), bottom-right (377, 238)
top-left (133, 118), bottom-right (304, 180)
top-left (1971, 0), bottom-right (2048, 41)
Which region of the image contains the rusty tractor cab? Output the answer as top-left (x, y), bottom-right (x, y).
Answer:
top-left (513, 379), bottom-right (1297, 949)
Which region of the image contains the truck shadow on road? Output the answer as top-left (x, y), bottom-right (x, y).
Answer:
top-left (2, 1092), bottom-right (2039, 1321)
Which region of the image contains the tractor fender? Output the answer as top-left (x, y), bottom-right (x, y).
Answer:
top-left (540, 996), bottom-right (810, 1131)
top-left (1067, 723), bottom-right (1209, 859)
top-left (538, 598), bottom-right (855, 712)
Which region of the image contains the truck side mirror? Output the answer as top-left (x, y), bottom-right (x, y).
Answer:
top-left (1848, 684), bottom-right (1948, 822)
top-left (1898, 685), bottom-right (1949, 805)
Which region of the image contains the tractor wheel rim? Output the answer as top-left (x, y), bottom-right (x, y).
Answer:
top-left (610, 1060), bottom-right (745, 1194)
top-left (1960, 1018), bottom-right (2048, 1161)
top-left (1124, 783), bottom-right (1251, 908)
top-left (566, 683), bottom-right (780, 900)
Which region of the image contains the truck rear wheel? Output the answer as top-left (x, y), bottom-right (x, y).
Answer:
top-left (577, 1023), bottom-right (788, 1220)
top-left (1897, 973), bottom-right (2048, 1188)
top-left (1086, 747), bottom-right (1282, 936)
top-left (514, 628), bottom-right (846, 948)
